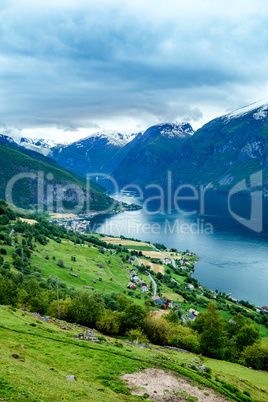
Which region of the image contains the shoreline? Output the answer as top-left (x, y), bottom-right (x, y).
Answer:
top-left (96, 232), bottom-right (266, 312)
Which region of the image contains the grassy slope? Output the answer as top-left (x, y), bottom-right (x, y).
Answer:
top-left (0, 306), bottom-right (268, 401)
top-left (4, 228), bottom-right (268, 336)
top-left (4, 231), bottom-right (149, 305)
top-left (0, 143), bottom-right (112, 210)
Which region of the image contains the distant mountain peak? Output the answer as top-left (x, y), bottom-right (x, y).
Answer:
top-left (160, 122), bottom-right (194, 138)
top-left (75, 130), bottom-right (139, 147)
top-left (147, 122), bottom-right (194, 139)
top-left (19, 138), bottom-right (65, 156)
top-left (0, 134), bottom-right (18, 145)
top-left (224, 98), bottom-right (268, 122)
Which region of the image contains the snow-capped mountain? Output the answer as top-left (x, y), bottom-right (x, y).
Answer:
top-left (19, 138), bottom-right (65, 156)
top-left (158, 122), bottom-right (195, 138)
top-left (75, 130), bottom-right (138, 148)
top-left (0, 134), bottom-right (18, 146)
top-left (51, 130), bottom-right (140, 178)
top-left (164, 100), bottom-right (268, 192)
top-left (224, 98), bottom-right (268, 123)
top-left (112, 123), bottom-right (194, 186)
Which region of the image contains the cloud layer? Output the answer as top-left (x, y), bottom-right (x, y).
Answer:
top-left (1, 0), bottom-right (268, 141)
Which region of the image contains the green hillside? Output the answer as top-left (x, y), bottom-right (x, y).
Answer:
top-left (0, 142), bottom-right (113, 211)
top-left (1, 306), bottom-right (268, 401)
top-left (0, 202), bottom-right (268, 401)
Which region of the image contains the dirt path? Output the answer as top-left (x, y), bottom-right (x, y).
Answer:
top-left (122, 368), bottom-right (229, 402)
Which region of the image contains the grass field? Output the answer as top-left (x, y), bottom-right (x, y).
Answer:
top-left (1, 305), bottom-right (268, 401)
top-left (137, 250), bottom-right (165, 259)
top-left (102, 237), bottom-right (152, 247)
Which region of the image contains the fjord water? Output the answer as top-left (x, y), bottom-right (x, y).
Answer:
top-left (90, 191), bottom-right (268, 306)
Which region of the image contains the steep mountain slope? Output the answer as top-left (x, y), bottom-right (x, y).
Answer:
top-left (0, 142), bottom-right (114, 211)
top-left (112, 123), bottom-right (194, 186)
top-left (51, 131), bottom-right (138, 178)
top-left (165, 100), bottom-right (268, 192)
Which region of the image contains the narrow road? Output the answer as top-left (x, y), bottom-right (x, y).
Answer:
top-left (150, 244), bottom-right (176, 268)
top-left (135, 255), bottom-right (156, 294)
top-left (9, 228), bottom-right (16, 247)
top-left (134, 256), bottom-right (141, 266)
top-left (148, 272), bottom-right (157, 296)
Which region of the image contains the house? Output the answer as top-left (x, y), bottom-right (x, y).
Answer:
top-left (141, 285), bottom-right (149, 292)
top-left (131, 275), bottom-right (139, 283)
top-left (162, 258), bottom-right (171, 265)
top-left (127, 282), bottom-right (136, 290)
top-left (188, 309), bottom-right (199, 321)
top-left (155, 297), bottom-right (165, 305)
top-left (164, 298), bottom-right (174, 308)
top-left (128, 257), bottom-right (135, 265)
top-left (165, 298), bottom-right (171, 303)
top-left (141, 282), bottom-right (147, 287)
top-left (189, 308), bottom-right (199, 317)
top-left (130, 269), bottom-right (136, 274)
top-left (189, 313), bottom-right (197, 321)
top-left (188, 284), bottom-right (194, 290)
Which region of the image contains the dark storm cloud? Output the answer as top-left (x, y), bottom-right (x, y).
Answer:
top-left (1, 0), bottom-right (268, 137)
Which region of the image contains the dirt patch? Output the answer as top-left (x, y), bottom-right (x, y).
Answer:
top-left (122, 368), bottom-right (229, 402)
top-left (165, 252), bottom-right (182, 261)
top-left (19, 218), bottom-right (37, 225)
top-left (140, 250), bottom-right (165, 259)
top-left (102, 237), bottom-right (150, 247)
top-left (151, 310), bottom-right (170, 319)
top-left (49, 213), bottom-right (77, 219)
top-left (139, 259), bottom-right (165, 275)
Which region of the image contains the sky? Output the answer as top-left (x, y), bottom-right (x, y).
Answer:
top-left (1, 0), bottom-right (268, 143)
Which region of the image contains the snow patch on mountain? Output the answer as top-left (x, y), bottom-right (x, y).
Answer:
top-left (158, 122), bottom-right (194, 138)
top-left (0, 134), bottom-right (18, 145)
top-left (223, 99), bottom-right (268, 122)
top-left (75, 130), bottom-right (139, 147)
top-left (19, 138), bottom-right (66, 156)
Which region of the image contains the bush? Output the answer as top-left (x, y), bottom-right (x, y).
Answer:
top-left (242, 342), bottom-right (268, 370)
top-left (57, 259), bottom-right (64, 268)
top-left (143, 316), bottom-right (176, 345)
top-left (96, 311), bottom-right (121, 335)
top-left (127, 328), bottom-right (148, 344)
top-left (0, 248), bottom-right (7, 255)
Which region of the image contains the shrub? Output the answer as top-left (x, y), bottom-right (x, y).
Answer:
top-left (57, 259), bottom-right (64, 268)
top-left (242, 342), bottom-right (268, 370)
top-left (127, 328), bottom-right (148, 344)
